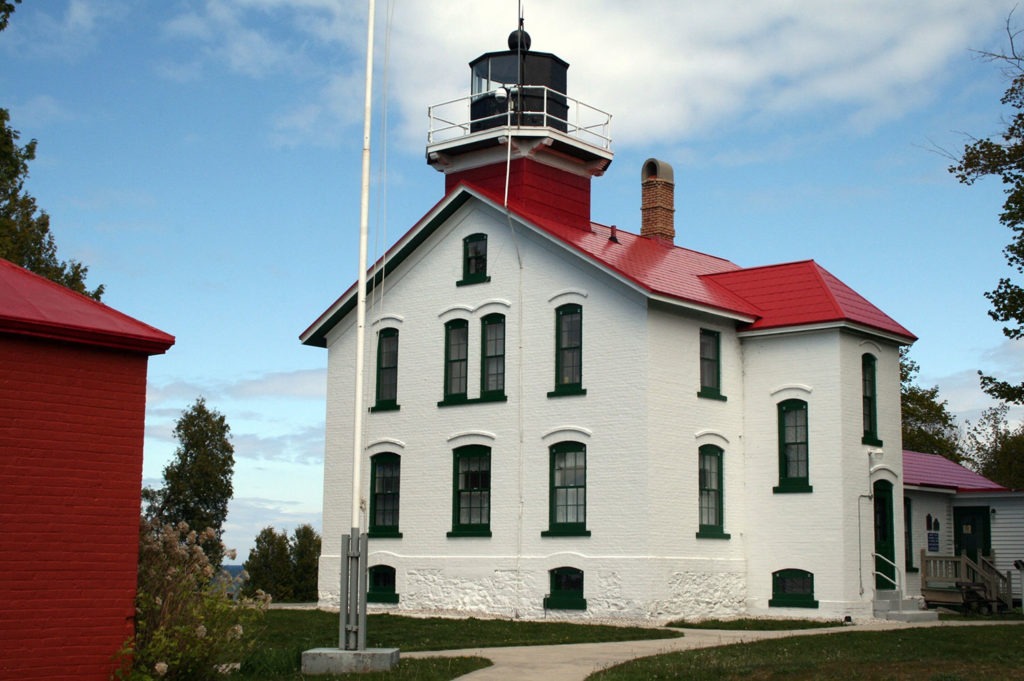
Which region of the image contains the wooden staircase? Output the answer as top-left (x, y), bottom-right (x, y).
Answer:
top-left (920, 550), bottom-right (1013, 614)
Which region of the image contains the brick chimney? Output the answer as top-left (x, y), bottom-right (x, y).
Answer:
top-left (641, 158), bottom-right (674, 242)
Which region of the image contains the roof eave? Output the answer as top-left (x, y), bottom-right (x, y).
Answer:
top-left (737, 320), bottom-right (916, 345)
top-left (0, 318), bottom-right (175, 355)
top-left (300, 189), bottom-right (478, 348)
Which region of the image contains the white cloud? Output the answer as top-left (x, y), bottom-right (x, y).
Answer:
top-left (156, 1), bottom-right (1017, 152)
top-left (225, 368), bottom-right (326, 400)
top-left (222, 495), bottom-right (322, 564)
top-left (2, 0), bottom-right (128, 60)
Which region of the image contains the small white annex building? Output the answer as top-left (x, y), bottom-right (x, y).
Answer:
top-left (903, 450), bottom-right (1023, 608)
top-left (302, 27), bottom-right (923, 622)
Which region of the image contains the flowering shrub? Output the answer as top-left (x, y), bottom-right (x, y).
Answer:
top-left (113, 517), bottom-right (269, 680)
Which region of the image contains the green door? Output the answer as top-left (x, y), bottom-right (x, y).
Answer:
top-left (954, 507), bottom-right (991, 563)
top-left (873, 480), bottom-right (896, 590)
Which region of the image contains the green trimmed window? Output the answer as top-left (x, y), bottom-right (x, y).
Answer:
top-left (443, 319), bottom-right (469, 403)
top-left (369, 453), bottom-right (401, 538)
top-left (367, 565), bottom-right (399, 603)
top-left (769, 568), bottom-right (818, 608)
top-left (697, 445), bottom-right (729, 539)
top-left (372, 328), bottom-right (399, 412)
top-left (775, 399), bottom-right (812, 493)
top-left (481, 314), bottom-right (506, 399)
top-left (862, 354), bottom-right (882, 445)
top-left (698, 329), bottom-right (726, 400)
top-left (448, 445), bottom-right (491, 537)
top-left (458, 233), bottom-right (490, 286)
top-left (543, 442), bottom-right (590, 537)
top-left (543, 567), bottom-right (586, 610)
top-left (550, 304), bottom-right (585, 397)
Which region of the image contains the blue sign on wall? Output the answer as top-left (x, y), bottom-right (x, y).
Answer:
top-left (927, 531), bottom-right (939, 553)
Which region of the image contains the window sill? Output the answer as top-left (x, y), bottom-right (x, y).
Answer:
top-left (541, 528), bottom-right (591, 538)
top-left (862, 435), bottom-right (884, 447)
top-left (547, 386), bottom-right (587, 398)
top-left (696, 529), bottom-right (731, 539)
top-left (446, 529), bottom-right (492, 538)
top-left (367, 530), bottom-right (403, 539)
top-left (438, 394), bottom-right (508, 407)
top-left (773, 482), bottom-right (814, 494)
top-left (456, 276), bottom-right (491, 287)
top-left (370, 403), bottom-right (400, 413)
top-left (768, 598), bottom-right (819, 609)
top-left (543, 597), bottom-right (587, 611)
top-left (697, 389), bottom-right (727, 401)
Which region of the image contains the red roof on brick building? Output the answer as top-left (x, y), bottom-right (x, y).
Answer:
top-left (903, 450), bottom-right (1008, 493)
top-left (0, 258), bottom-right (174, 354)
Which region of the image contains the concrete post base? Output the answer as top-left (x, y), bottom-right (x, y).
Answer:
top-left (301, 648), bottom-right (400, 675)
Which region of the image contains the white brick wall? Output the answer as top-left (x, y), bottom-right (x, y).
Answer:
top-left (317, 195), bottom-right (908, 622)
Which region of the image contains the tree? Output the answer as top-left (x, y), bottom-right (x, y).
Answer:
top-left (950, 18), bottom-right (1024, 404)
top-left (1, 1), bottom-right (21, 32)
top-left (243, 527), bottom-right (293, 602)
top-left (144, 397), bottom-right (235, 566)
top-left (242, 524), bottom-right (322, 602)
top-left (962, 404), bottom-right (1024, 489)
top-left (900, 348), bottom-right (962, 460)
top-left (0, 108), bottom-right (104, 299)
top-left (290, 524), bottom-right (322, 602)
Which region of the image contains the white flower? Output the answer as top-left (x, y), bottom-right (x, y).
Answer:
top-left (154, 662), bottom-right (168, 676)
top-left (195, 624), bottom-right (207, 639)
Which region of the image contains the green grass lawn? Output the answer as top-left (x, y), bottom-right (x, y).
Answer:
top-left (238, 609), bottom-right (681, 680)
top-left (588, 624), bottom-right (1024, 680)
top-left (237, 609), bottom-right (1024, 681)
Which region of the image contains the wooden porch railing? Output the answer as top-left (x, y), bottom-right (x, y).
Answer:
top-left (920, 550), bottom-right (1013, 611)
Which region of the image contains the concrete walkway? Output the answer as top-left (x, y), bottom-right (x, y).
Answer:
top-left (403, 619), bottom-right (1019, 681)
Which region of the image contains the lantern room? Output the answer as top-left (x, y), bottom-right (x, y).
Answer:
top-left (469, 27), bottom-right (569, 132)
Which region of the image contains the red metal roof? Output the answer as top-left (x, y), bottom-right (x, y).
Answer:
top-left (489, 186), bottom-right (913, 339)
top-left (303, 183), bottom-right (916, 345)
top-left (903, 450), bottom-right (1007, 493)
top-left (705, 261), bottom-right (915, 339)
top-left (0, 258), bottom-right (174, 355)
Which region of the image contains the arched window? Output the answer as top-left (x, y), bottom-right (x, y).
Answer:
top-left (443, 319), bottom-right (469, 402)
top-left (448, 445), bottom-right (491, 537)
top-left (458, 233), bottom-right (490, 286)
top-left (775, 399), bottom-right (812, 493)
top-left (480, 313), bottom-right (505, 399)
top-left (367, 565), bottom-right (398, 603)
top-left (862, 354), bottom-right (882, 445)
top-left (697, 445), bottom-right (729, 539)
top-left (769, 568), bottom-right (818, 608)
top-left (542, 442), bottom-right (589, 537)
top-left (550, 304), bottom-right (585, 396)
top-left (369, 453), bottom-right (401, 537)
top-left (543, 567), bottom-right (586, 610)
top-left (372, 328), bottom-right (399, 411)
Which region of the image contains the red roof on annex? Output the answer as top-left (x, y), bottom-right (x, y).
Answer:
top-left (0, 258), bottom-right (174, 354)
top-left (903, 450), bottom-right (1008, 493)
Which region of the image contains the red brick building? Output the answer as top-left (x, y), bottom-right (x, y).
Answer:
top-left (0, 258), bottom-right (174, 680)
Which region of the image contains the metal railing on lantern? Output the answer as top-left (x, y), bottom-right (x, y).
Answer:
top-left (427, 85), bottom-right (613, 151)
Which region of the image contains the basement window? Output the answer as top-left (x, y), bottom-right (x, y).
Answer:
top-left (543, 567), bottom-right (587, 610)
top-left (769, 568), bottom-right (819, 609)
top-left (367, 565), bottom-right (399, 604)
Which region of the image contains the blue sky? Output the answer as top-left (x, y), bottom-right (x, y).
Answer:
top-left (4, 0), bottom-right (1023, 562)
